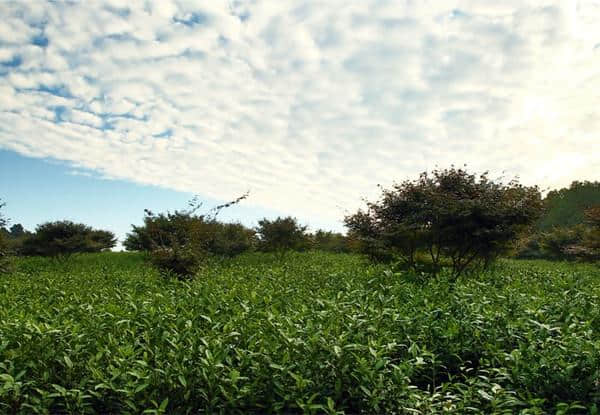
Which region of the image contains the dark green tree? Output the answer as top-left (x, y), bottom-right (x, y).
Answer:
top-left (9, 224), bottom-right (25, 238)
top-left (538, 181), bottom-right (600, 230)
top-left (20, 221), bottom-right (116, 257)
top-left (255, 216), bottom-right (309, 256)
top-left (346, 167), bottom-right (544, 279)
top-left (126, 193), bottom-right (251, 278)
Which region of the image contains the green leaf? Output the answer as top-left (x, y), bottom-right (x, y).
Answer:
top-left (159, 397), bottom-right (169, 412)
top-left (135, 383), bottom-right (150, 393)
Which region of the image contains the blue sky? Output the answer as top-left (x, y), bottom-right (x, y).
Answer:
top-left (0, 150), bottom-right (343, 248)
top-left (0, 1), bottom-right (599, 240)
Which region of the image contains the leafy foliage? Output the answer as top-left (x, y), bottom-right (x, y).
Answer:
top-left (539, 225), bottom-right (586, 261)
top-left (255, 216), bottom-right (310, 255)
top-left (346, 167), bottom-right (544, 278)
top-left (580, 206), bottom-right (600, 260)
top-left (125, 194), bottom-right (252, 277)
top-left (1, 252), bottom-right (599, 413)
top-left (517, 205), bottom-right (600, 262)
top-left (537, 181), bottom-right (600, 231)
top-left (1, 223), bottom-right (33, 257)
top-left (20, 221), bottom-right (116, 257)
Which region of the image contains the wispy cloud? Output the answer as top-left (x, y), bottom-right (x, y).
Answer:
top-left (0, 1), bottom-right (598, 222)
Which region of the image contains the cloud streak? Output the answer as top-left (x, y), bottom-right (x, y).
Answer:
top-left (0, 0), bottom-right (599, 223)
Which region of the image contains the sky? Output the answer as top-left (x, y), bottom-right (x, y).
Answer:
top-left (0, 0), bottom-right (599, 245)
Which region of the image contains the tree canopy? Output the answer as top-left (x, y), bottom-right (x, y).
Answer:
top-left (125, 194), bottom-right (252, 277)
top-left (255, 216), bottom-right (310, 255)
top-left (345, 167), bottom-right (544, 278)
top-left (538, 181), bottom-right (600, 231)
top-left (20, 221), bottom-right (116, 257)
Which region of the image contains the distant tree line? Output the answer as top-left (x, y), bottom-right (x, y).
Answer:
top-left (122, 201), bottom-right (355, 277)
top-left (1, 168), bottom-right (597, 278)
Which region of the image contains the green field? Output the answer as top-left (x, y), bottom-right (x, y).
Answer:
top-left (1, 252), bottom-right (599, 414)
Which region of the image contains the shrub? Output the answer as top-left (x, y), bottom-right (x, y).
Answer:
top-left (0, 224), bottom-right (33, 256)
top-left (515, 207), bottom-right (600, 262)
top-left (255, 216), bottom-right (310, 256)
top-left (148, 245), bottom-right (204, 278)
top-left (209, 222), bottom-right (256, 256)
top-left (539, 226), bottom-right (586, 261)
top-left (126, 194), bottom-right (250, 278)
top-left (127, 210), bottom-right (208, 278)
top-left (20, 221), bottom-right (117, 257)
top-left (345, 167), bottom-right (544, 279)
top-left (514, 235), bottom-right (545, 259)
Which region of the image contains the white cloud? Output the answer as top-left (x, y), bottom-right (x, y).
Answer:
top-left (0, 0), bottom-right (599, 226)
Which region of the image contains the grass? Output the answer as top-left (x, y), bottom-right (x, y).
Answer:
top-left (1, 251), bottom-right (599, 414)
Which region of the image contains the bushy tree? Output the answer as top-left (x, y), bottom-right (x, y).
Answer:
top-left (539, 226), bottom-right (585, 261)
top-left (125, 213), bottom-right (255, 257)
top-left (126, 194), bottom-right (251, 278)
top-left (584, 205), bottom-right (600, 228)
top-left (210, 222), bottom-right (256, 256)
top-left (346, 167), bottom-right (544, 279)
top-left (255, 217), bottom-right (309, 256)
top-left (20, 221), bottom-right (117, 257)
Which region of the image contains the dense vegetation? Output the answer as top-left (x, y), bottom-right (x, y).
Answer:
top-left (0, 220), bottom-right (115, 258)
top-left (537, 181), bottom-right (600, 231)
top-left (517, 182), bottom-right (600, 261)
top-left (0, 200), bottom-right (8, 272)
top-left (123, 203), bottom-right (255, 277)
top-left (345, 168), bottom-right (543, 277)
top-left (0, 170), bottom-right (597, 413)
top-left (1, 252), bottom-right (599, 414)
top-left (255, 217), bottom-right (311, 255)
top-left (18, 221), bottom-right (116, 257)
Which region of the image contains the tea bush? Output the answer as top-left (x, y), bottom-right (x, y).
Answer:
top-left (0, 252), bottom-right (599, 413)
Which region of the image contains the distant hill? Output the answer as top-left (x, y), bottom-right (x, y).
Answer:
top-left (537, 181), bottom-right (600, 231)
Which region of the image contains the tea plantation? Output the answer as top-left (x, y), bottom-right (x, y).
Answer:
top-left (1, 252), bottom-right (599, 413)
